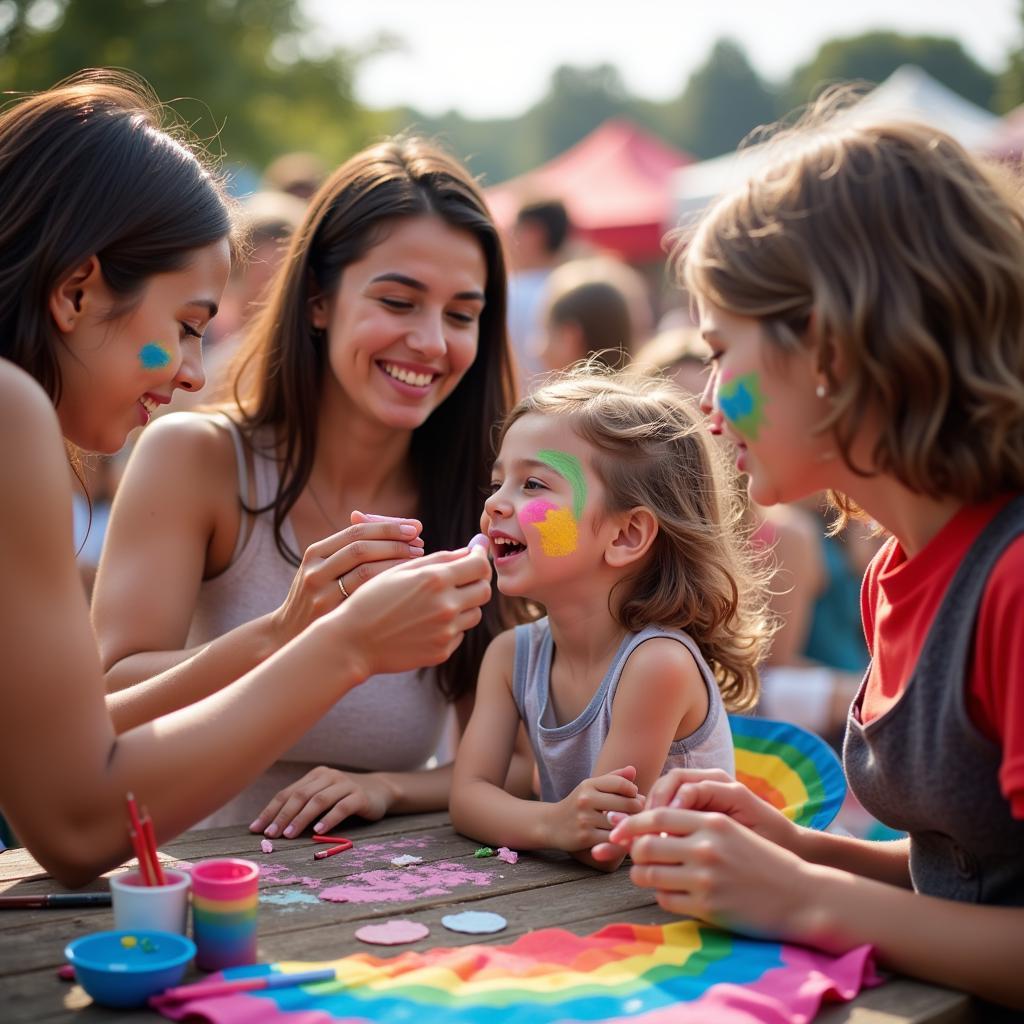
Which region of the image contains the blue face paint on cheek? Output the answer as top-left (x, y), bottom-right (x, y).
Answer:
top-left (138, 343), bottom-right (171, 370)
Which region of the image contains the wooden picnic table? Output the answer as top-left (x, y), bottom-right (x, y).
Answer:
top-left (0, 811), bottom-right (978, 1023)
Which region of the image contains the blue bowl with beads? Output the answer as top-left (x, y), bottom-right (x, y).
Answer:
top-left (65, 929), bottom-right (195, 1008)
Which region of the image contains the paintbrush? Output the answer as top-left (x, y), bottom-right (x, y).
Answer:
top-left (0, 892), bottom-right (111, 908)
top-left (159, 967), bottom-right (337, 1002)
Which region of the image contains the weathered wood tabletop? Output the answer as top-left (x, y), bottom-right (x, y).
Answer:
top-left (0, 811), bottom-right (977, 1023)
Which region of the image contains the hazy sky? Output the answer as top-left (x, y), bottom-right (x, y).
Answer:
top-left (304, 0), bottom-right (1016, 118)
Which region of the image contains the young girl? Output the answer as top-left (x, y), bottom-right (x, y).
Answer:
top-left (0, 71), bottom-right (491, 886)
top-left (450, 368), bottom-right (771, 868)
top-left (93, 136), bottom-right (517, 836)
top-left (606, 110), bottom-right (1024, 1009)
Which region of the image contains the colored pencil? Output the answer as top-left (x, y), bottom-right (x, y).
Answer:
top-left (313, 841), bottom-right (352, 860)
top-left (125, 793), bottom-right (157, 885)
top-left (160, 967), bottom-right (337, 1002)
top-left (0, 892), bottom-right (112, 909)
top-left (140, 808), bottom-right (166, 885)
top-left (311, 835), bottom-right (354, 845)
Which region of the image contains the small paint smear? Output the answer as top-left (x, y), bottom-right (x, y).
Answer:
top-left (260, 863), bottom-right (323, 889)
top-left (718, 372), bottom-right (767, 440)
top-left (260, 889), bottom-right (320, 910)
top-left (441, 910), bottom-right (507, 935)
top-left (536, 449), bottom-right (587, 519)
top-left (520, 500), bottom-right (578, 557)
top-left (497, 847), bottom-right (519, 865)
top-left (473, 847), bottom-right (495, 858)
top-left (355, 919), bottom-right (430, 946)
top-left (390, 854), bottom-right (423, 867)
top-left (260, 839), bottom-right (274, 854)
top-left (319, 861), bottom-right (492, 904)
top-left (138, 343), bottom-right (171, 370)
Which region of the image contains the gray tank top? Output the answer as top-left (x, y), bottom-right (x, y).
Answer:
top-left (844, 495), bottom-right (1024, 906)
top-left (189, 414), bottom-right (448, 827)
top-left (512, 618), bottom-right (735, 803)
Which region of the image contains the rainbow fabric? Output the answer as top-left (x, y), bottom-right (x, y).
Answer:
top-left (729, 715), bottom-right (846, 831)
top-left (152, 921), bottom-right (877, 1024)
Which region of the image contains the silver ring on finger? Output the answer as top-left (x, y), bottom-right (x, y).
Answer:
top-left (337, 576), bottom-right (350, 601)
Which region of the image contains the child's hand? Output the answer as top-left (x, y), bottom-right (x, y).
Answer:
top-left (612, 805), bottom-right (816, 941)
top-left (547, 766), bottom-right (645, 852)
top-left (249, 766), bottom-right (397, 838)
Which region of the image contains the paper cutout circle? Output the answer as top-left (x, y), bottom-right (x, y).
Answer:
top-left (442, 911), bottom-right (507, 934)
top-left (355, 920), bottom-right (430, 946)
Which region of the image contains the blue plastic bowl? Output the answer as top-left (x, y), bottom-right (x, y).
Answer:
top-left (65, 929), bottom-right (195, 1008)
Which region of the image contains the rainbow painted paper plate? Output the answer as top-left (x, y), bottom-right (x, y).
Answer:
top-left (729, 715), bottom-right (846, 831)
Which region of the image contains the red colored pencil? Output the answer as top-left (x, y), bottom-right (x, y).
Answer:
top-left (313, 841), bottom-right (352, 860)
top-left (311, 835), bottom-right (354, 845)
top-left (125, 794), bottom-right (156, 886)
top-left (140, 808), bottom-right (165, 885)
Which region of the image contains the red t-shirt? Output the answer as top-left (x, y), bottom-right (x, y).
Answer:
top-left (860, 495), bottom-right (1024, 818)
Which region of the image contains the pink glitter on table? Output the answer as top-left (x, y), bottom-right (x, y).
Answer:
top-left (320, 861), bottom-right (493, 904)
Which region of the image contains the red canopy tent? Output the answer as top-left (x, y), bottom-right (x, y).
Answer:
top-left (486, 119), bottom-right (693, 263)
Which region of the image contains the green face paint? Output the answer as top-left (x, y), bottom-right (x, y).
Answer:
top-left (536, 449), bottom-right (586, 520)
top-left (718, 372), bottom-right (767, 440)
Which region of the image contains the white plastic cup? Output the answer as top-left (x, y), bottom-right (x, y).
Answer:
top-left (109, 868), bottom-right (191, 935)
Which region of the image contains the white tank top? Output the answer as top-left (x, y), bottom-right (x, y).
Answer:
top-left (189, 414), bottom-right (449, 827)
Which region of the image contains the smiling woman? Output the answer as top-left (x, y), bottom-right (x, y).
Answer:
top-left (93, 136), bottom-right (520, 839)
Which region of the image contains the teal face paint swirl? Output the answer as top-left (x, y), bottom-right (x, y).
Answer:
top-left (718, 372), bottom-right (767, 440)
top-left (536, 449), bottom-right (586, 520)
top-left (138, 343), bottom-right (171, 370)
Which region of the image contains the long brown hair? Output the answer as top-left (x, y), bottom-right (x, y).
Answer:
top-left (231, 136), bottom-right (516, 700)
top-left (0, 69), bottom-right (235, 405)
top-left (501, 366), bottom-right (771, 710)
top-left (680, 94), bottom-right (1024, 521)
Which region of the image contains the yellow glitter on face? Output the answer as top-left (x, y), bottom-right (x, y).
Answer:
top-left (521, 500), bottom-right (578, 557)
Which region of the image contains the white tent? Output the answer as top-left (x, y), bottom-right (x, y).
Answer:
top-left (672, 65), bottom-right (1001, 225)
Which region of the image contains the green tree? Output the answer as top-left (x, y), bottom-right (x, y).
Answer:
top-left (531, 63), bottom-right (631, 158)
top-left (996, 0), bottom-right (1024, 112)
top-left (667, 38), bottom-right (778, 159)
top-left (786, 31), bottom-right (997, 112)
top-left (0, 0), bottom-right (375, 172)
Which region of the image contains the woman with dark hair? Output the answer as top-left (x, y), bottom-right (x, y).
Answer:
top-left (94, 137), bottom-right (518, 838)
top-left (0, 75), bottom-right (491, 886)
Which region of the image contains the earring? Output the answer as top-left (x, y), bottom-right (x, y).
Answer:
top-left (815, 382), bottom-right (827, 399)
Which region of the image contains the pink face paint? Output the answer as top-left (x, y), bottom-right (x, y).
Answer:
top-left (520, 499), bottom-right (578, 557)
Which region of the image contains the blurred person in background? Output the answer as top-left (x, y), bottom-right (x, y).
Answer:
top-left (262, 150), bottom-right (328, 202)
top-left (632, 325), bottom-right (711, 395)
top-left (173, 190), bottom-right (308, 410)
top-left (506, 198), bottom-right (572, 387)
top-left (535, 256), bottom-right (651, 375)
